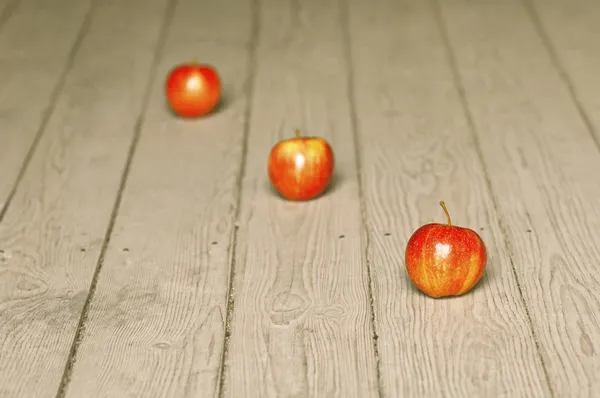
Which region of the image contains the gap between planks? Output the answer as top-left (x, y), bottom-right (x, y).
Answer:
top-left (0, 0), bottom-right (95, 224)
top-left (215, 0), bottom-right (260, 395)
top-left (339, 0), bottom-right (383, 395)
top-left (55, 0), bottom-right (180, 395)
top-left (429, 0), bottom-right (554, 394)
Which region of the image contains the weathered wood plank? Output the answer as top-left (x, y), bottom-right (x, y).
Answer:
top-left (0, 0), bottom-right (171, 396)
top-left (0, 0), bottom-right (90, 213)
top-left (221, 0), bottom-right (379, 396)
top-left (61, 0), bottom-right (253, 396)
top-left (346, 0), bottom-right (551, 396)
top-left (526, 0), bottom-right (600, 146)
top-left (436, 0), bottom-right (600, 395)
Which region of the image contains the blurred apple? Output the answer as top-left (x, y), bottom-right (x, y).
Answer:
top-left (268, 129), bottom-right (334, 201)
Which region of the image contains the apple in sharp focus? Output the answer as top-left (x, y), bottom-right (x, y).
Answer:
top-left (165, 63), bottom-right (220, 118)
top-left (405, 201), bottom-right (487, 298)
top-left (268, 129), bottom-right (334, 201)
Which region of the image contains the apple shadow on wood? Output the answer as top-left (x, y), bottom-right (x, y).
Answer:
top-left (265, 171), bottom-right (343, 201)
top-left (209, 88), bottom-right (231, 115)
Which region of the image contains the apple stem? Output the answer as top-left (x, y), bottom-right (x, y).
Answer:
top-left (439, 201), bottom-right (452, 226)
top-left (295, 129), bottom-right (301, 138)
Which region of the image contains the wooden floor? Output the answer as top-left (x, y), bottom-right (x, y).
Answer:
top-left (1, 0), bottom-right (600, 396)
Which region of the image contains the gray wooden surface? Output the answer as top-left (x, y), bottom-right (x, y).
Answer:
top-left (1, 0), bottom-right (599, 397)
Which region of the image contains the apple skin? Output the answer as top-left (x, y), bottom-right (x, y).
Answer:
top-left (268, 130), bottom-right (334, 201)
top-left (405, 202), bottom-right (487, 298)
top-left (165, 63), bottom-right (220, 118)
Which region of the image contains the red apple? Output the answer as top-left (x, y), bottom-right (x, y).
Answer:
top-left (405, 201), bottom-right (487, 298)
top-left (268, 129), bottom-right (334, 201)
top-left (165, 63), bottom-right (220, 118)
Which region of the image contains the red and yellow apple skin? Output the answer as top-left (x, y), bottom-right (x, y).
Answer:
top-left (165, 63), bottom-right (220, 118)
top-left (405, 202), bottom-right (487, 298)
top-left (268, 129), bottom-right (334, 201)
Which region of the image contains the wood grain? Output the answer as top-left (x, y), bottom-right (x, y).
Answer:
top-left (0, 0), bottom-right (90, 212)
top-left (221, 0), bottom-right (379, 396)
top-left (437, 0), bottom-right (600, 395)
top-left (61, 0), bottom-right (253, 396)
top-left (0, 0), bottom-right (170, 396)
top-left (526, 0), bottom-right (600, 146)
top-left (347, 0), bottom-right (552, 396)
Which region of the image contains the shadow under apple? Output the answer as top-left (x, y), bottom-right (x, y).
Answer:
top-left (209, 88), bottom-right (232, 115)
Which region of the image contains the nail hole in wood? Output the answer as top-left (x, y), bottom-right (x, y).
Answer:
top-left (123, 248), bottom-right (129, 252)
top-left (527, 229), bottom-right (532, 233)
top-left (384, 233), bottom-right (391, 236)
top-left (480, 228), bottom-right (484, 231)
top-left (212, 241), bottom-right (218, 245)
top-left (338, 235), bottom-right (345, 239)
top-left (80, 248), bottom-right (86, 252)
